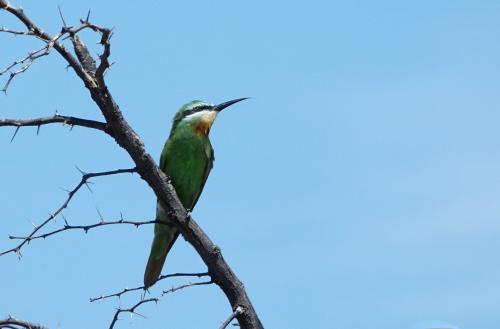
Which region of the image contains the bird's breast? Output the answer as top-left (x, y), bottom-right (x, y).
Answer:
top-left (192, 111), bottom-right (217, 136)
top-left (194, 120), bottom-right (211, 136)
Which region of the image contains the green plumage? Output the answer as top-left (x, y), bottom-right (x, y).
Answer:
top-left (144, 101), bottom-right (214, 287)
top-left (144, 98), bottom-right (246, 287)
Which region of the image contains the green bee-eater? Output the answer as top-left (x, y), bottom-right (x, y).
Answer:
top-left (144, 98), bottom-right (247, 287)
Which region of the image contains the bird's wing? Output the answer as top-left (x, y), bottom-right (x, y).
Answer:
top-left (158, 139), bottom-right (213, 210)
top-left (190, 145), bottom-right (214, 209)
top-left (159, 140), bottom-right (169, 172)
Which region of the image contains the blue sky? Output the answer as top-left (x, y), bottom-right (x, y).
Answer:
top-left (1, 1), bottom-right (500, 328)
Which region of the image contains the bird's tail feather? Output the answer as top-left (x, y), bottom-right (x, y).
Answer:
top-left (144, 230), bottom-right (179, 287)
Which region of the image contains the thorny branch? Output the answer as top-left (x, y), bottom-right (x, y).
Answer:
top-left (0, 44), bottom-right (52, 93)
top-left (161, 280), bottom-right (213, 296)
top-left (68, 16), bottom-right (112, 74)
top-left (1, 2), bottom-right (263, 329)
top-left (8, 218), bottom-right (156, 242)
top-left (0, 168), bottom-right (137, 257)
top-left (107, 280), bottom-right (213, 329)
top-left (0, 2), bottom-right (112, 92)
top-left (108, 298), bottom-right (158, 329)
top-left (0, 114), bottom-right (107, 134)
top-left (0, 317), bottom-right (47, 329)
top-left (90, 272), bottom-right (210, 302)
top-left (93, 25), bottom-right (112, 84)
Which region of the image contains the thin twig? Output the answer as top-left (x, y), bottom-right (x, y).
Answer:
top-left (161, 280), bottom-right (213, 296)
top-left (0, 44), bottom-right (48, 75)
top-left (108, 298), bottom-right (158, 329)
top-left (106, 280), bottom-right (212, 328)
top-left (0, 26), bottom-right (34, 36)
top-left (219, 306), bottom-right (244, 329)
top-left (0, 44), bottom-right (51, 93)
top-left (9, 218), bottom-right (156, 241)
top-left (0, 168), bottom-right (137, 257)
top-left (0, 4), bottom-right (111, 92)
top-left (0, 114), bottom-right (107, 132)
top-left (90, 272), bottom-right (210, 302)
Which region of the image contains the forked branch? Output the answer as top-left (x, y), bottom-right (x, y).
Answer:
top-left (0, 168), bottom-right (137, 257)
top-left (90, 272), bottom-right (210, 302)
top-left (108, 298), bottom-right (158, 329)
top-left (107, 280), bottom-right (213, 329)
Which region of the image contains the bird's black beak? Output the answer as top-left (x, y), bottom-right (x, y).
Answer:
top-left (213, 97), bottom-right (249, 112)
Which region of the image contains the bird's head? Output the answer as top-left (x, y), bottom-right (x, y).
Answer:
top-left (171, 98), bottom-right (248, 136)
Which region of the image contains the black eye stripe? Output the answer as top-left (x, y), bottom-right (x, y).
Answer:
top-left (182, 105), bottom-right (212, 118)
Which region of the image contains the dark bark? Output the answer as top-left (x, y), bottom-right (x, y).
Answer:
top-left (0, 317), bottom-right (47, 329)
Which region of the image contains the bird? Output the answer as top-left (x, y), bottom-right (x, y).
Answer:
top-left (143, 97), bottom-right (248, 287)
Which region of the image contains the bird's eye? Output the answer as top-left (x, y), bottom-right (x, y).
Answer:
top-left (196, 105), bottom-right (211, 111)
top-left (183, 105), bottom-right (211, 117)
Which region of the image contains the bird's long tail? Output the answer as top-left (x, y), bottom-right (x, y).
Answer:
top-left (144, 228), bottom-right (179, 287)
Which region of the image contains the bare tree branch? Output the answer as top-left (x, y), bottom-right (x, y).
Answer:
top-left (0, 26), bottom-right (34, 36)
top-left (108, 298), bottom-right (158, 329)
top-left (0, 114), bottom-right (107, 132)
top-left (220, 306), bottom-right (244, 329)
top-left (161, 280), bottom-right (213, 296)
top-left (0, 317), bottom-right (47, 329)
top-left (9, 218), bottom-right (156, 241)
top-left (94, 27), bottom-right (112, 84)
top-left (98, 277), bottom-right (212, 329)
top-left (0, 2), bottom-right (110, 92)
top-left (105, 280), bottom-right (213, 329)
top-left (0, 44), bottom-right (49, 76)
top-left (90, 272), bottom-right (210, 302)
top-left (0, 44), bottom-right (51, 93)
top-left (0, 168), bottom-right (137, 257)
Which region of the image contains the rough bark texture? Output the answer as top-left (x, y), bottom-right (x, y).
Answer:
top-left (0, 317), bottom-right (47, 329)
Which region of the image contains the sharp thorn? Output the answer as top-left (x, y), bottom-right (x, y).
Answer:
top-left (58, 5), bottom-right (67, 27)
top-left (96, 207), bottom-right (104, 222)
top-left (84, 181), bottom-right (93, 193)
top-left (10, 126), bottom-right (20, 143)
top-left (75, 165), bottom-right (86, 175)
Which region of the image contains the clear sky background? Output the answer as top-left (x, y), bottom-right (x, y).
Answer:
top-left (1, 1), bottom-right (500, 328)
